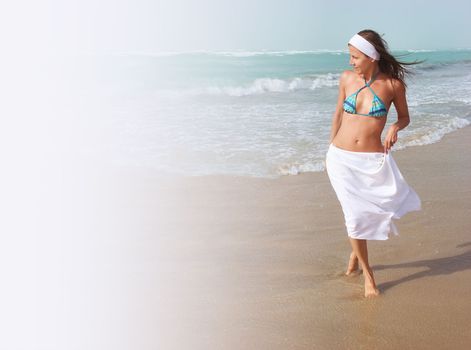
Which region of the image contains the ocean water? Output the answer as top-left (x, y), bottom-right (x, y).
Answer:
top-left (92, 49), bottom-right (471, 178)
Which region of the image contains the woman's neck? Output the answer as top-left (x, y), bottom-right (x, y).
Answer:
top-left (362, 65), bottom-right (379, 82)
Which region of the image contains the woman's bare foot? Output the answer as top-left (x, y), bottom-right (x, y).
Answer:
top-left (345, 251), bottom-right (359, 276)
top-left (363, 268), bottom-right (380, 298)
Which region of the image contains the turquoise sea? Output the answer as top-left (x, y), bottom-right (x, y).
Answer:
top-left (92, 49), bottom-right (471, 178)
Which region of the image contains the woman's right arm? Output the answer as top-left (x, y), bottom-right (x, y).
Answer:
top-left (329, 71), bottom-right (348, 143)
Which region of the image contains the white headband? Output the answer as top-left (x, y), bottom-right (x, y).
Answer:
top-left (348, 34), bottom-right (380, 61)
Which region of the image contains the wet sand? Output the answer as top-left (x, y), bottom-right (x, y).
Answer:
top-left (103, 126), bottom-right (471, 349)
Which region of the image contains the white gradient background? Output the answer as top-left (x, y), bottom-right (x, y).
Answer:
top-left (0, 1), bottom-right (469, 349)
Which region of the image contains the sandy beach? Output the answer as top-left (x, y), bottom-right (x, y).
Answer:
top-left (99, 125), bottom-right (471, 349)
top-left (4, 4), bottom-right (471, 349)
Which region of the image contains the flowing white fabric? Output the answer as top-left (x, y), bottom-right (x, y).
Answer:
top-left (325, 143), bottom-right (421, 240)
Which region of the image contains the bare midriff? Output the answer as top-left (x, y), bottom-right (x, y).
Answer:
top-left (332, 112), bottom-right (387, 153)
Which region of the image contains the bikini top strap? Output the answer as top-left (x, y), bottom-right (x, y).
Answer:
top-left (353, 71), bottom-right (379, 95)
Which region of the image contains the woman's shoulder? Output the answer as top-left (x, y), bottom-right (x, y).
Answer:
top-left (339, 70), bottom-right (355, 86)
top-left (340, 69), bottom-right (355, 80)
top-left (388, 76), bottom-right (405, 89)
top-left (384, 75), bottom-right (406, 98)
top-left (379, 73), bottom-right (404, 88)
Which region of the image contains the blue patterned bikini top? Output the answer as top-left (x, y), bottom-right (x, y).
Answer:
top-left (343, 71), bottom-right (388, 117)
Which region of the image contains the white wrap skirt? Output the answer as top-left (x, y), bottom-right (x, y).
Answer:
top-left (325, 143), bottom-right (421, 240)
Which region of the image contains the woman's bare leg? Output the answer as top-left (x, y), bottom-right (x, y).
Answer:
top-left (348, 237), bottom-right (380, 297)
top-left (345, 251), bottom-right (359, 275)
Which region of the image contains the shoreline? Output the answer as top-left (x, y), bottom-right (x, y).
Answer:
top-left (154, 119), bottom-right (471, 181)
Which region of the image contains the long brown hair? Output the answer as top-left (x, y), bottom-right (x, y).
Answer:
top-left (357, 29), bottom-right (424, 88)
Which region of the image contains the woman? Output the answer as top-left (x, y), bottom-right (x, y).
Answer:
top-left (326, 29), bottom-right (422, 298)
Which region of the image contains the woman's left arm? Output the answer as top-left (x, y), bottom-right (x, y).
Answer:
top-left (384, 80), bottom-right (410, 153)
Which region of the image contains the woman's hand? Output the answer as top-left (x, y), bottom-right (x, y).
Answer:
top-left (384, 124), bottom-right (399, 154)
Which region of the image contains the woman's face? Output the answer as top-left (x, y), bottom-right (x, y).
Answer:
top-left (348, 44), bottom-right (373, 74)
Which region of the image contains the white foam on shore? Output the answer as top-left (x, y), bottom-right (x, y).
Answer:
top-left (276, 118), bottom-right (471, 177)
top-left (394, 117), bottom-right (471, 149)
